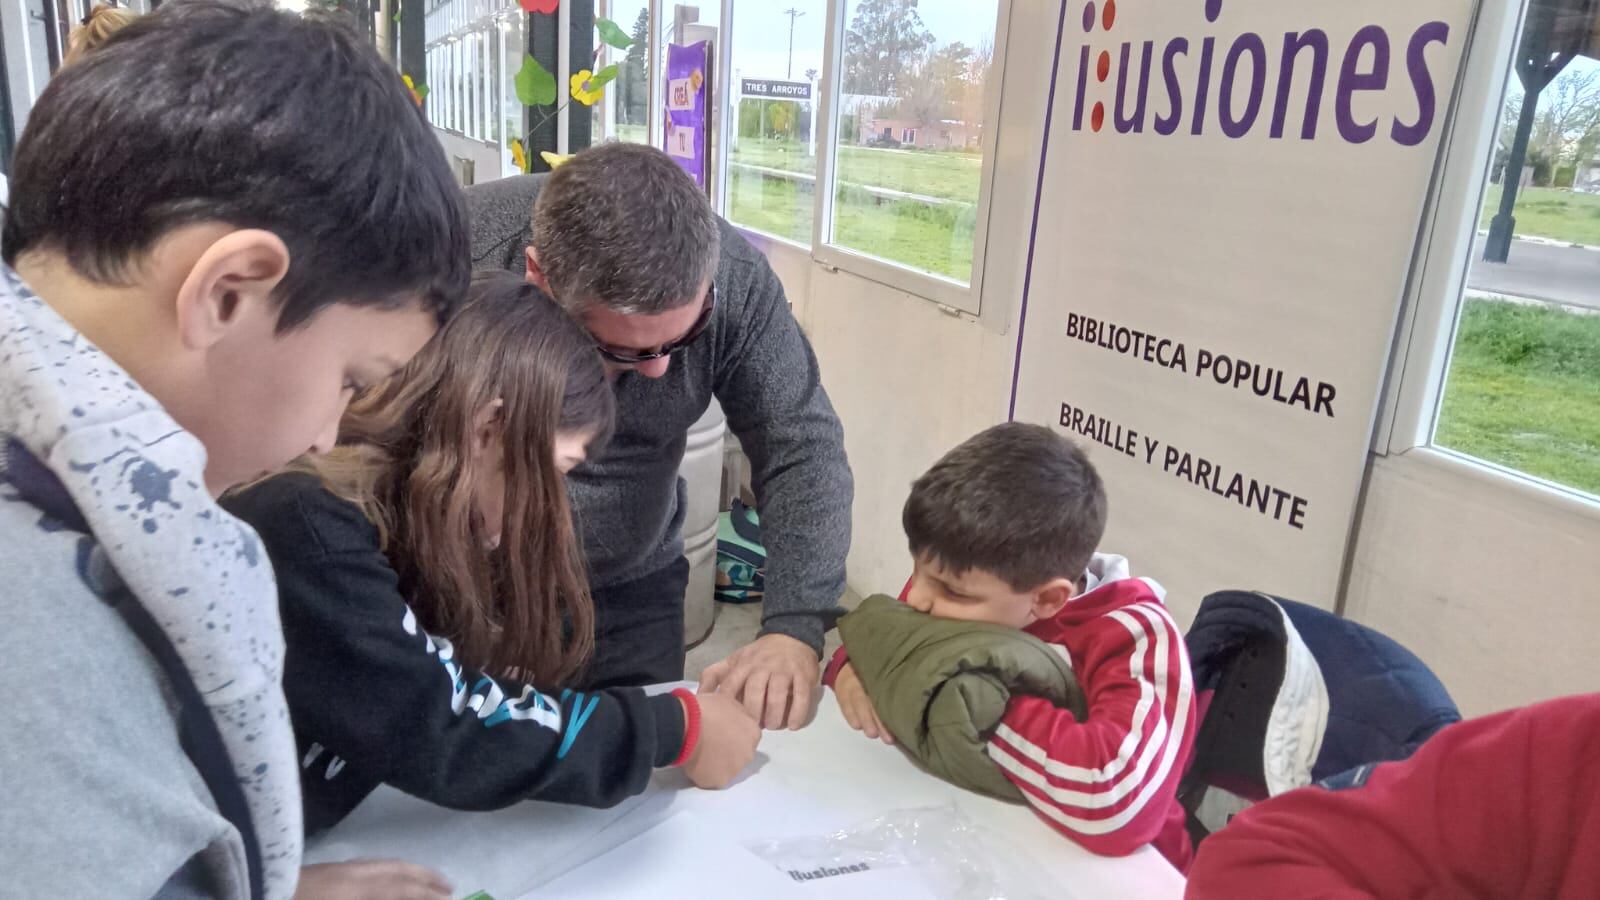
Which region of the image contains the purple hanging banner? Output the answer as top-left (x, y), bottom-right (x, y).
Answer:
top-left (664, 40), bottom-right (709, 188)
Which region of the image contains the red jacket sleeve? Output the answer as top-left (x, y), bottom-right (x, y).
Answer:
top-left (1185, 693), bottom-right (1600, 900)
top-left (986, 601), bottom-right (1195, 864)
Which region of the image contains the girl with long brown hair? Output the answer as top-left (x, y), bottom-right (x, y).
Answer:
top-left (224, 272), bottom-right (758, 838)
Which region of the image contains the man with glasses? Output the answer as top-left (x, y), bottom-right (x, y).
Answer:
top-left (466, 143), bottom-right (853, 731)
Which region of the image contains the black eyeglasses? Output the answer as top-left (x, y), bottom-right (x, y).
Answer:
top-left (592, 284), bottom-right (716, 366)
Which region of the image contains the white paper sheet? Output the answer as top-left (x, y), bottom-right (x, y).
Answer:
top-left (786, 865), bottom-right (942, 899)
top-left (515, 811), bottom-right (805, 900)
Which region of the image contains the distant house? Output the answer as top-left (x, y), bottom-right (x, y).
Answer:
top-left (856, 109), bottom-right (979, 150)
top-left (1574, 159), bottom-right (1600, 194)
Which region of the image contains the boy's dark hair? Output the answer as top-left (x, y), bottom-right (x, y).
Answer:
top-left (904, 423), bottom-right (1108, 592)
top-left (1, 0), bottom-right (469, 331)
top-left (531, 142), bottom-right (720, 316)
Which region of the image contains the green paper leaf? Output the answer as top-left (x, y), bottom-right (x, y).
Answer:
top-left (589, 63), bottom-right (620, 90)
top-left (595, 17), bottom-right (633, 50)
top-left (514, 54), bottom-right (557, 107)
top-left (392, 9), bottom-right (400, 22)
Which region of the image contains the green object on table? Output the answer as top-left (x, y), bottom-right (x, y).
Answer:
top-left (838, 594), bottom-right (1088, 801)
top-left (461, 892), bottom-right (494, 900)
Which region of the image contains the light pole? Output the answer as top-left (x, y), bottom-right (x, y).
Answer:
top-left (783, 7), bottom-right (805, 80)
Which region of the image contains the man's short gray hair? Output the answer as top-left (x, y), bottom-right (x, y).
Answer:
top-left (531, 143), bottom-right (721, 316)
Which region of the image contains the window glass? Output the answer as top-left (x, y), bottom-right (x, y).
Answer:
top-left (1434, 0), bottom-right (1600, 498)
top-left (594, 1), bottom-right (651, 144)
top-left (828, 0), bottom-right (999, 284)
top-left (501, 11), bottom-right (526, 175)
top-left (723, 1), bottom-right (827, 244)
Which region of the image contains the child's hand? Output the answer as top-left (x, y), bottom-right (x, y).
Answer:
top-left (683, 691), bottom-right (762, 789)
top-left (294, 860), bottom-right (452, 900)
top-left (834, 662), bottom-right (893, 745)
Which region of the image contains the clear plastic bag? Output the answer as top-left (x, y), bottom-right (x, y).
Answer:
top-left (743, 804), bottom-right (1051, 900)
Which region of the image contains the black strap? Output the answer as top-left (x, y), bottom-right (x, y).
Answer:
top-left (717, 539), bottom-right (767, 571)
top-left (2, 438), bottom-right (267, 900)
top-left (728, 499), bottom-right (765, 547)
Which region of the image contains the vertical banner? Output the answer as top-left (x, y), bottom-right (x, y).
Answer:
top-left (665, 40), bottom-right (710, 188)
top-left (1009, 0), bottom-right (1476, 613)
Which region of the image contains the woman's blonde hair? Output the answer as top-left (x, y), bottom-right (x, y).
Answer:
top-left (301, 271), bottom-right (614, 684)
top-left (65, 4), bottom-right (138, 66)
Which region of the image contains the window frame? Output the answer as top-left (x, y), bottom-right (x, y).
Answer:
top-left (1378, 0), bottom-right (1600, 514)
top-left (807, 0), bottom-right (1012, 315)
top-left (648, 0), bottom-right (665, 153)
top-left (711, 0), bottom-right (736, 215)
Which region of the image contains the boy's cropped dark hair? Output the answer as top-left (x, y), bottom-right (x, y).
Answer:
top-left (1, 0), bottom-right (469, 331)
top-left (904, 422), bottom-right (1108, 592)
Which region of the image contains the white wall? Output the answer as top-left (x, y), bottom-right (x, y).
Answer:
top-left (757, 238), bottom-right (1018, 597)
top-left (753, 0), bottom-right (1600, 718)
top-left (1345, 455), bottom-right (1600, 715)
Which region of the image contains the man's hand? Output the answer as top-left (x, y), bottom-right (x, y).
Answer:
top-left (833, 661), bottom-right (893, 745)
top-left (294, 860), bottom-right (452, 900)
top-left (682, 692), bottom-right (762, 788)
top-left (700, 632), bottom-right (820, 730)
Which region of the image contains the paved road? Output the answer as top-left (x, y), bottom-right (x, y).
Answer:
top-left (1468, 235), bottom-right (1600, 311)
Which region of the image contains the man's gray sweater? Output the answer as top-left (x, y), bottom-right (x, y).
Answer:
top-left (466, 174), bottom-right (853, 654)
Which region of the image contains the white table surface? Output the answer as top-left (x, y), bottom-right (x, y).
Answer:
top-left (304, 686), bottom-right (1185, 899)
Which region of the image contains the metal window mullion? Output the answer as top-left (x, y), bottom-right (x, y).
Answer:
top-left (810, 0), bottom-right (844, 257)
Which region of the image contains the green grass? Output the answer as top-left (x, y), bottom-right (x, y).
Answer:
top-left (725, 138), bottom-right (979, 280)
top-left (1435, 297), bottom-right (1600, 496)
top-left (729, 138), bottom-right (981, 204)
top-left (728, 138), bottom-right (818, 176)
top-left (726, 167), bottom-right (815, 245)
top-left (724, 170), bottom-right (975, 281)
top-left (1479, 184), bottom-right (1600, 246)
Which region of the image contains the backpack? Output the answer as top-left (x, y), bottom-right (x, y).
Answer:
top-left (714, 499), bottom-right (766, 604)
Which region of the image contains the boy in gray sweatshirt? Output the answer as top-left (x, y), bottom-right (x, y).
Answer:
top-left (0, 3), bottom-right (468, 897)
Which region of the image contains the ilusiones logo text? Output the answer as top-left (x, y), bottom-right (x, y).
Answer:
top-left (1072, 0), bottom-right (1450, 145)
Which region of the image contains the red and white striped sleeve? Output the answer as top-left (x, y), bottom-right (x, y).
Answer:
top-left (985, 601), bottom-right (1196, 859)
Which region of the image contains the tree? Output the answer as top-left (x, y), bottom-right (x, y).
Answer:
top-left (958, 40), bottom-right (993, 131)
top-left (1494, 67), bottom-right (1600, 182)
top-left (884, 38), bottom-right (993, 146)
top-left (767, 99), bottom-right (797, 138)
top-left (615, 8), bottom-right (649, 126)
top-left (1529, 67), bottom-right (1600, 168)
top-left (841, 0), bottom-right (933, 97)
top-left (737, 100), bottom-right (801, 140)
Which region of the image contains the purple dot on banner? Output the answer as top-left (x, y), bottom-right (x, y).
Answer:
top-left (1205, 0), bottom-right (1222, 22)
top-left (1082, 2), bottom-right (1096, 32)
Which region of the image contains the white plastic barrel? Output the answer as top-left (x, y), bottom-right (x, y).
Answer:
top-left (680, 399), bottom-right (726, 647)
